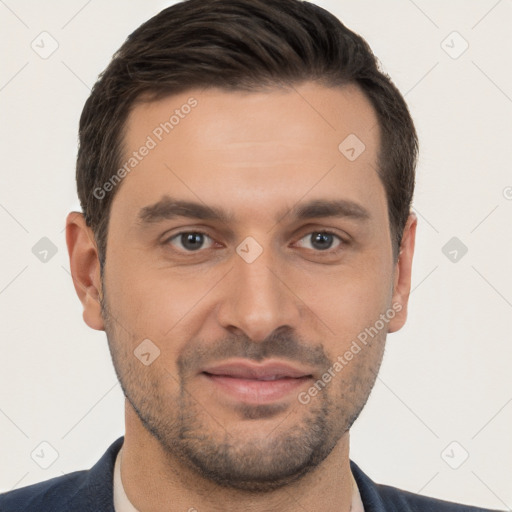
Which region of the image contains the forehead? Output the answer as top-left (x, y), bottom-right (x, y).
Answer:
top-left (112, 82), bottom-right (385, 226)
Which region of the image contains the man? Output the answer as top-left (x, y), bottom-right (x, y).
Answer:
top-left (0, 0), bottom-right (504, 510)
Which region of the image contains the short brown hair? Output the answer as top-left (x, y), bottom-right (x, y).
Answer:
top-left (76, 0), bottom-right (418, 268)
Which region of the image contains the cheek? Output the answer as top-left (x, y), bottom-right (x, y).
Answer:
top-left (103, 259), bottom-right (215, 354)
top-left (297, 260), bottom-right (393, 340)
top-left (329, 282), bottom-right (390, 331)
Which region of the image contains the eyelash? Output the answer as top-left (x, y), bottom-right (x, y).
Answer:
top-left (295, 230), bottom-right (345, 252)
top-left (164, 231), bottom-right (216, 252)
top-left (162, 230), bottom-right (347, 254)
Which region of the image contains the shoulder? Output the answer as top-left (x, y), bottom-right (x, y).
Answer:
top-left (350, 460), bottom-right (504, 512)
top-left (0, 470), bottom-right (89, 511)
top-left (376, 481), bottom-right (502, 512)
top-left (0, 437), bottom-right (123, 512)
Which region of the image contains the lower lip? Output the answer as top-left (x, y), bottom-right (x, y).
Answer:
top-left (203, 373), bottom-right (311, 404)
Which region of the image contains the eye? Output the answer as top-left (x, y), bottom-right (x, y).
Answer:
top-left (296, 231), bottom-right (343, 251)
top-left (166, 232), bottom-right (214, 252)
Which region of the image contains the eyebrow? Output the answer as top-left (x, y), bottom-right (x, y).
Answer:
top-left (137, 196), bottom-right (233, 224)
top-left (291, 199), bottom-right (370, 222)
top-left (137, 195), bottom-right (371, 225)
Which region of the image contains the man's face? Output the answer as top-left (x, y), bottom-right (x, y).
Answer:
top-left (96, 82), bottom-right (412, 490)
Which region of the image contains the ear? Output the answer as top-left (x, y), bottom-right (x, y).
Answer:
top-left (387, 212), bottom-right (417, 333)
top-left (65, 212), bottom-right (105, 331)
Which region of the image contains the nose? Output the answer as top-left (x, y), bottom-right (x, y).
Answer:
top-left (216, 248), bottom-right (301, 342)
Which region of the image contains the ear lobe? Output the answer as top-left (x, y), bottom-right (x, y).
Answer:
top-left (388, 212), bottom-right (417, 333)
top-left (65, 212), bottom-right (105, 331)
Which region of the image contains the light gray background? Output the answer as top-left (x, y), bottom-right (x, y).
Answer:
top-left (0, 0), bottom-right (511, 508)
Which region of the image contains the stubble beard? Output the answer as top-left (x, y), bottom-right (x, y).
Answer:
top-left (100, 291), bottom-right (384, 492)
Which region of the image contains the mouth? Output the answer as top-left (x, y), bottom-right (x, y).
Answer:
top-left (201, 359), bottom-right (314, 404)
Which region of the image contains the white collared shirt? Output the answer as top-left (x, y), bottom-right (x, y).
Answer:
top-left (113, 447), bottom-right (365, 511)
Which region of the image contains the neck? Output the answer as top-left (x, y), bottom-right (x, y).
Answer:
top-left (120, 402), bottom-right (355, 512)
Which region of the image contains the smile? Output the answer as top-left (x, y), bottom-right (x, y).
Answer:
top-left (201, 359), bottom-right (314, 404)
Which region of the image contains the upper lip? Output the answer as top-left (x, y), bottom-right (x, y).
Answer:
top-left (202, 359), bottom-right (314, 380)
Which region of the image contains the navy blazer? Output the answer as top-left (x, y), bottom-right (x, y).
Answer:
top-left (0, 437), bottom-right (504, 511)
